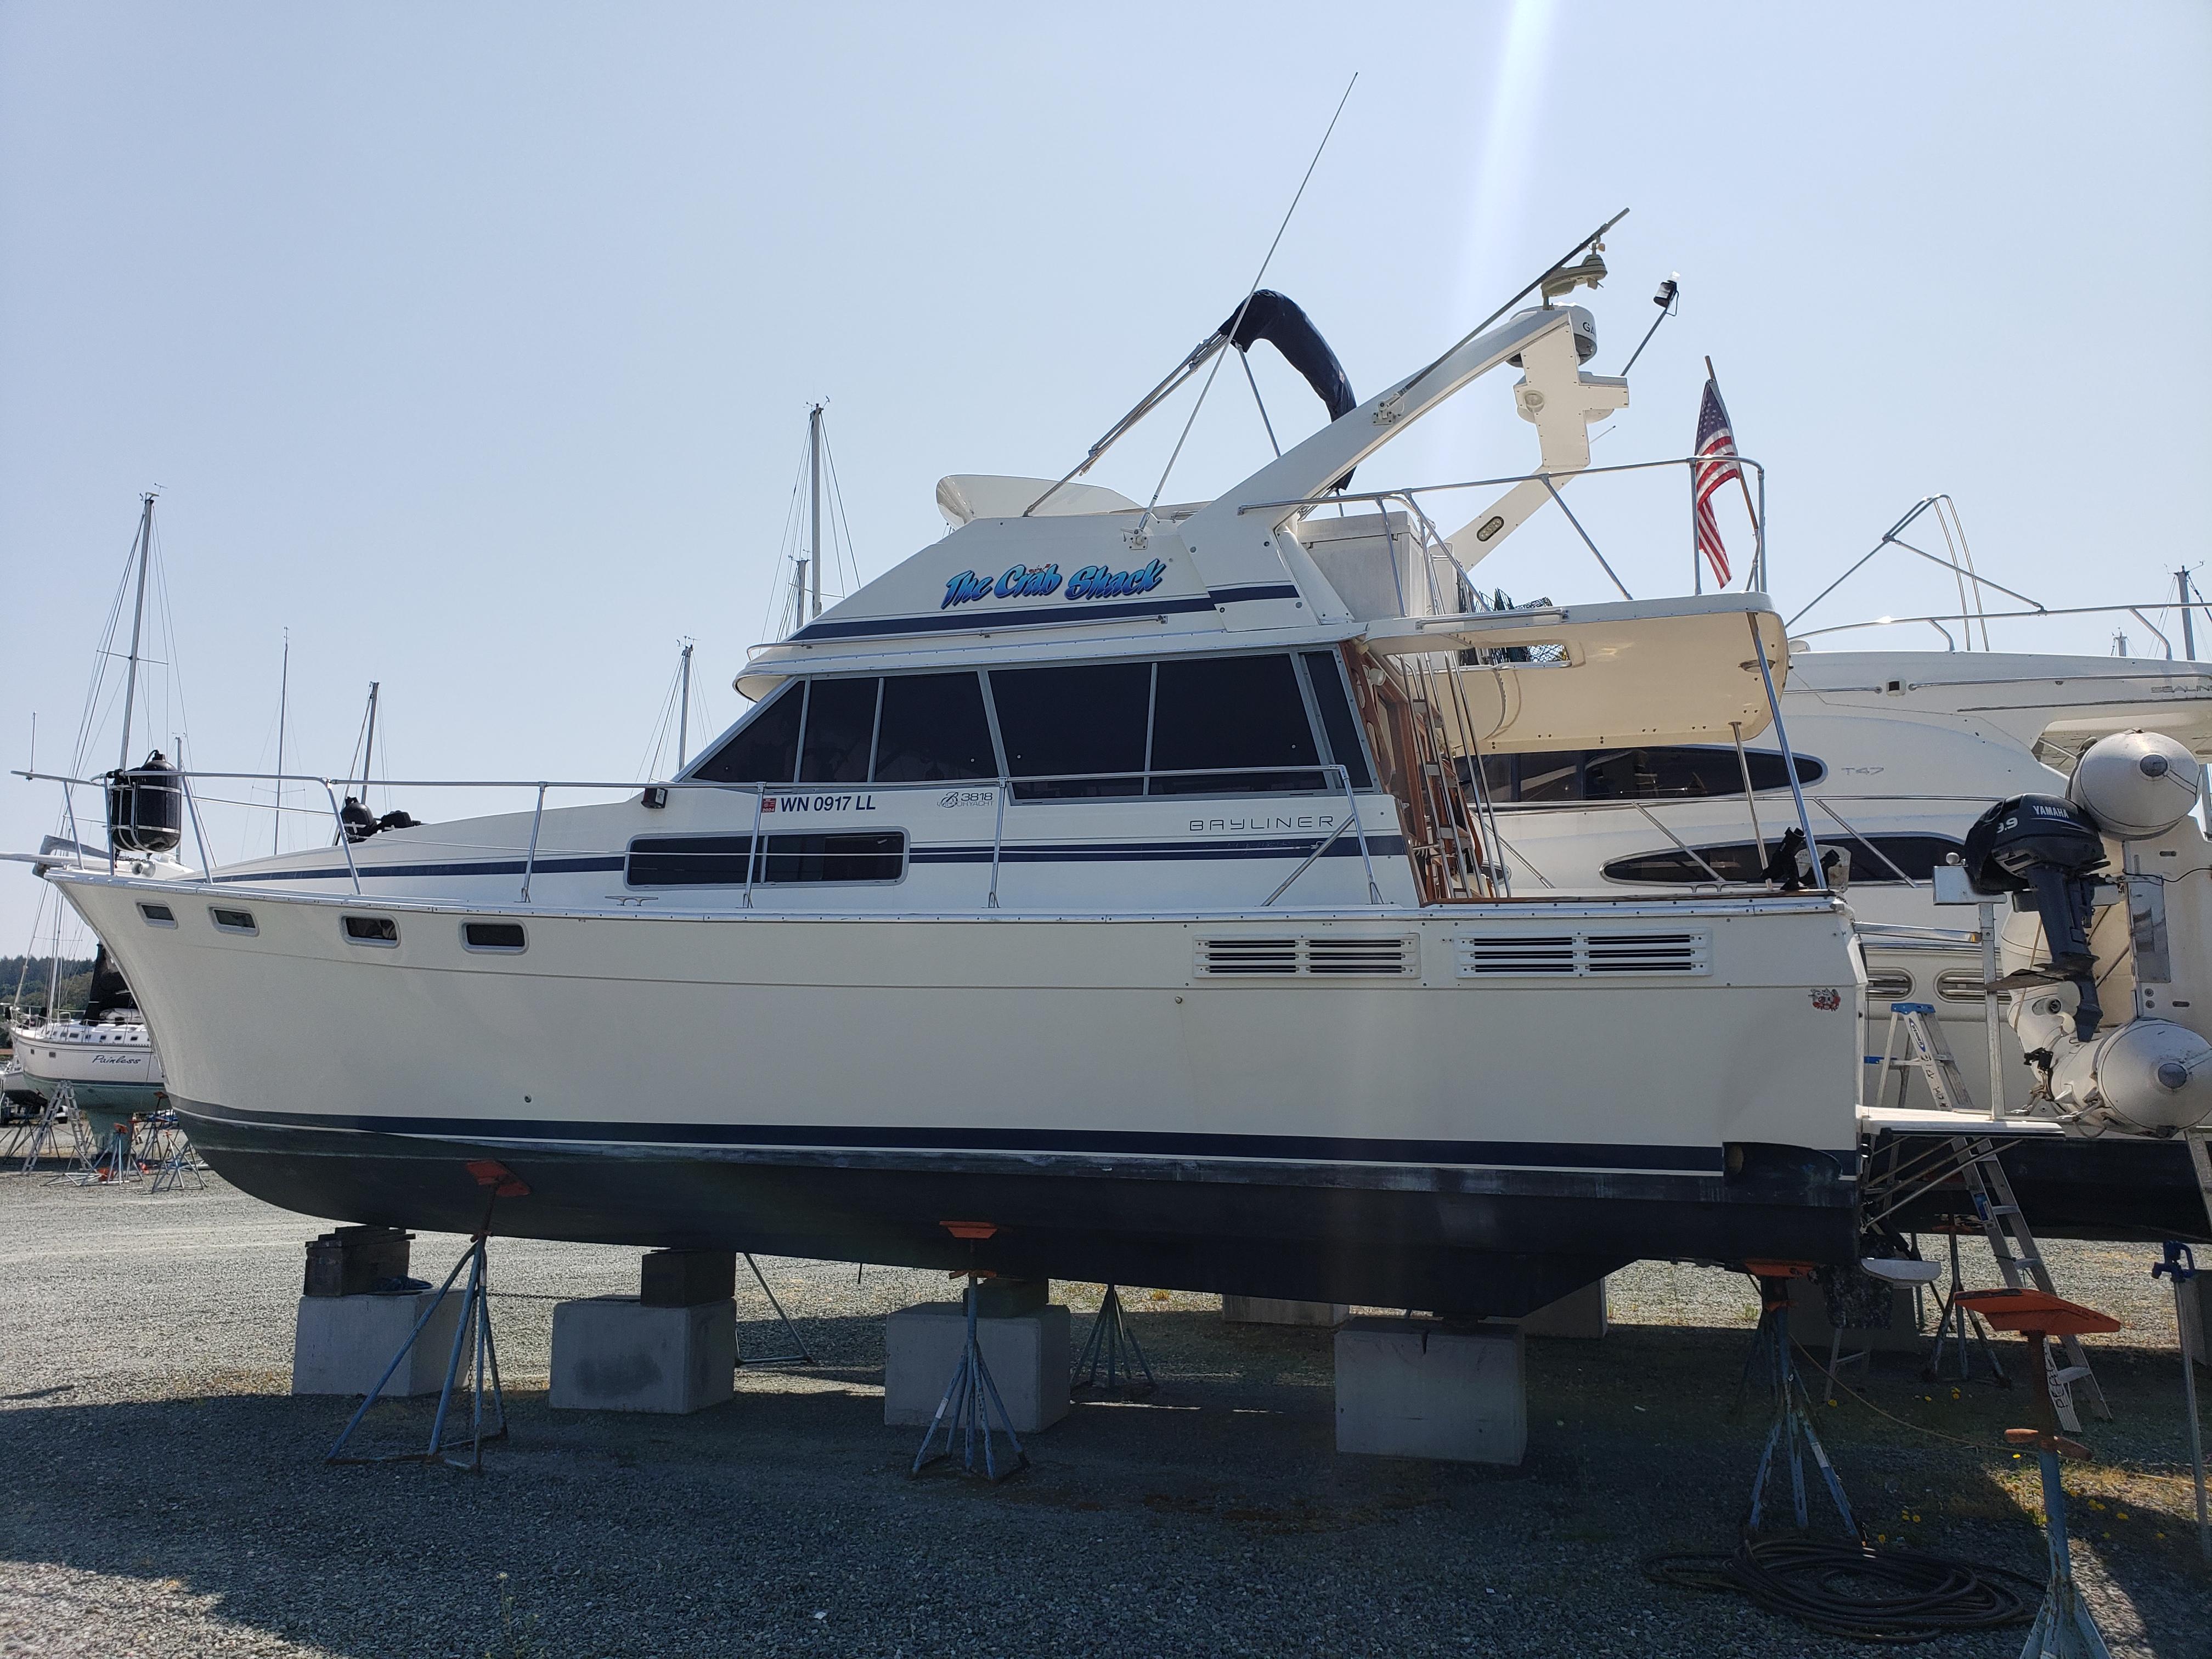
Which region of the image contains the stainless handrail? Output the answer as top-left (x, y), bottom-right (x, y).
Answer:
top-left (319, 781), bottom-right (363, 896)
top-left (1810, 797), bottom-right (1923, 888)
top-left (1632, 803), bottom-right (1728, 884)
top-left (518, 785), bottom-right (548, 903)
top-left (1234, 454), bottom-right (1769, 599)
top-left (1792, 600), bottom-right (2212, 644)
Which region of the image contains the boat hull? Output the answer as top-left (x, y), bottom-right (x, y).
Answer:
top-left (60, 873), bottom-right (1868, 1311)
top-left (177, 1097), bottom-right (1856, 1314)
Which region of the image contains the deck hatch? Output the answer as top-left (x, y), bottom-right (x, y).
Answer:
top-left (1194, 935), bottom-right (1416, 977)
top-left (1454, 930), bottom-right (1709, 978)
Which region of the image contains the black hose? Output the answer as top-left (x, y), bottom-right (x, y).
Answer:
top-left (1643, 1533), bottom-right (2041, 1645)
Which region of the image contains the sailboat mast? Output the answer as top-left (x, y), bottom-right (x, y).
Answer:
top-left (676, 642), bottom-right (694, 770)
top-left (273, 633), bottom-right (290, 856)
top-left (116, 493), bottom-right (155, 775)
top-left (808, 403), bottom-right (823, 622)
top-left (46, 904), bottom-right (63, 1019)
top-left (359, 681), bottom-right (381, 804)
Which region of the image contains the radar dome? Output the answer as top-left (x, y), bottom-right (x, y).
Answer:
top-left (2067, 729), bottom-right (2200, 840)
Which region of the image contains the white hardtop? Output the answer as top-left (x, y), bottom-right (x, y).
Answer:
top-left (1788, 648), bottom-right (2212, 761)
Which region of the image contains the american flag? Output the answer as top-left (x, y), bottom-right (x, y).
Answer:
top-left (1692, 375), bottom-right (1741, 586)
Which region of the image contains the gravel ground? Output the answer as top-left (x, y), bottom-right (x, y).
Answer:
top-left (1, 1170), bottom-right (2207, 1658)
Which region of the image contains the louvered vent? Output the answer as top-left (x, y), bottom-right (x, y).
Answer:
top-left (1454, 930), bottom-right (1709, 979)
top-left (1195, 936), bottom-right (1301, 976)
top-left (1306, 936), bottom-right (1418, 975)
top-left (1195, 935), bottom-right (1417, 978)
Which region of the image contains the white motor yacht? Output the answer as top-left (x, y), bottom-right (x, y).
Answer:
top-left (30, 250), bottom-right (1893, 1314)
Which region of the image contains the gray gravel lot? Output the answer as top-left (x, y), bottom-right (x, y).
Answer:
top-left (1, 1171), bottom-right (2207, 1658)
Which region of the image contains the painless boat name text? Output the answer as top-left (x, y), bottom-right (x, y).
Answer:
top-left (941, 559), bottom-right (1169, 609)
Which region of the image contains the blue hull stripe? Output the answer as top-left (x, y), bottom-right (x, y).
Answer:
top-left (185, 1100), bottom-right (1729, 1173)
top-left (210, 837), bottom-right (1406, 885)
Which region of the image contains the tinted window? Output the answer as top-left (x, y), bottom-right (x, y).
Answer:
top-left (1149, 654), bottom-right (1323, 795)
top-left (628, 836), bottom-right (754, 885)
top-left (799, 678), bottom-right (879, 784)
top-left (343, 915), bottom-right (399, 944)
top-left (872, 672), bottom-right (996, 783)
top-left (1601, 834), bottom-right (1960, 887)
top-left (691, 685), bottom-right (802, 785)
top-left (760, 831), bottom-right (905, 884)
top-left (210, 907), bottom-right (257, 933)
top-left (1299, 651), bottom-right (1372, 790)
top-left (990, 662), bottom-right (1149, 799)
top-left (463, 921), bottom-right (527, 951)
top-left (1480, 746), bottom-right (1824, 804)
top-left (626, 832), bottom-right (909, 887)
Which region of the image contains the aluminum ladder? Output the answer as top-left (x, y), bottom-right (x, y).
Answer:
top-left (1877, 1003), bottom-right (2109, 1429)
top-left (1876, 1001), bottom-right (1977, 1114)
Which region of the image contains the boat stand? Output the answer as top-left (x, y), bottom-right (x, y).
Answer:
top-left (911, 1222), bottom-right (1028, 1482)
top-left (1924, 1228), bottom-right (2010, 1389)
top-left (2150, 1244), bottom-right (2209, 1564)
top-left (1740, 1266), bottom-right (1859, 1538)
top-left (736, 1251), bottom-right (814, 1368)
top-left (67, 1119), bottom-right (142, 1188)
top-left (5, 1084), bottom-right (78, 1173)
top-left (1955, 1289), bottom-right (2121, 1659)
top-left (325, 1164), bottom-right (528, 1473)
top-left (1072, 1284), bottom-right (1155, 1396)
top-left (143, 1111), bottom-right (205, 1194)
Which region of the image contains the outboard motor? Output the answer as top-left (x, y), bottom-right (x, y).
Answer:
top-left (1961, 794), bottom-right (2108, 1039)
top-left (105, 749), bottom-right (183, 856)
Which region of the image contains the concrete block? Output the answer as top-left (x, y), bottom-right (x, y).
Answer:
top-left (883, 1302), bottom-right (1070, 1434)
top-left (292, 1291), bottom-right (461, 1397)
top-left (1334, 1317), bottom-right (1526, 1465)
top-left (1222, 1296), bottom-right (1348, 1327)
top-left (1517, 1278), bottom-right (1609, 1339)
top-left (549, 1297), bottom-right (736, 1414)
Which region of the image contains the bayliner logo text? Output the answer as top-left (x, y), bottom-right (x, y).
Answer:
top-left (943, 558), bottom-right (1169, 610)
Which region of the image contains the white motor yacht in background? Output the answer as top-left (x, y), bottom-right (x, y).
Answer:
top-left (1486, 644), bottom-right (2212, 1113)
top-left (28, 232), bottom-right (1891, 1316)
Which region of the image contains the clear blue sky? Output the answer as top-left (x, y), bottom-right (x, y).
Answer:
top-left (4, 2), bottom-right (2208, 953)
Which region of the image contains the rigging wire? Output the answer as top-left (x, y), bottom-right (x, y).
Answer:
top-left (821, 419), bottom-right (864, 598)
top-left (1136, 72), bottom-right (1357, 532)
top-left (760, 419), bottom-right (815, 643)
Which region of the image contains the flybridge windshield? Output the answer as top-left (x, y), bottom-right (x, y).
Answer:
top-left (690, 651), bottom-right (1374, 799)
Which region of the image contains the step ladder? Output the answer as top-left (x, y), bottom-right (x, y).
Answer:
top-left (1875, 1001), bottom-right (1977, 1115)
top-left (1949, 1135), bottom-right (2109, 1431)
top-left (1875, 1003), bottom-right (2109, 1430)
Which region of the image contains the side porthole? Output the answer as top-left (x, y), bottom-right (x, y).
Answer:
top-left (462, 921), bottom-right (527, 953)
top-left (210, 907), bottom-right (257, 935)
top-left (342, 915), bottom-right (399, 946)
top-left (139, 902), bottom-right (177, 927)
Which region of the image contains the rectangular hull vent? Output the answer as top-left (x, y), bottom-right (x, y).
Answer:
top-left (1197, 935), bottom-right (1417, 978)
top-left (1454, 930), bottom-right (1709, 979)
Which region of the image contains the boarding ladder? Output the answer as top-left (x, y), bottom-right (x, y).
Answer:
top-left (1398, 658), bottom-right (1493, 901)
top-left (1870, 1003), bottom-right (2109, 1430)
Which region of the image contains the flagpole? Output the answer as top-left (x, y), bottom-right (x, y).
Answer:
top-left (1690, 456), bottom-right (1702, 595)
top-left (1705, 357), bottom-right (1763, 588)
